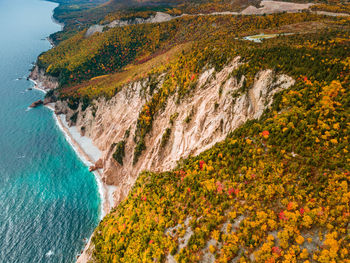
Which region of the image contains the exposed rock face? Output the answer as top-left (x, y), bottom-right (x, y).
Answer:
top-left (29, 65), bottom-right (59, 92)
top-left (85, 12), bottom-right (173, 37)
top-left (72, 57), bottom-right (294, 263)
top-left (57, 57), bottom-right (295, 208)
top-left (89, 159), bottom-right (103, 172)
top-left (85, 1), bottom-right (316, 38)
top-left (241, 0), bottom-right (314, 15)
top-left (29, 99), bottom-right (43, 108)
top-left (95, 158), bottom-right (103, 169)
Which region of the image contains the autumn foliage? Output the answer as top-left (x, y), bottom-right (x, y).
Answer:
top-left (36, 4), bottom-right (350, 262)
top-left (89, 16), bottom-right (350, 262)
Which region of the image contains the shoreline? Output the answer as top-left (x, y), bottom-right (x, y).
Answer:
top-left (29, 80), bottom-right (113, 219)
top-left (51, 14), bottom-right (64, 31)
top-left (55, 112), bottom-right (114, 219)
top-left (48, 13), bottom-right (65, 48)
top-left (29, 2), bottom-right (109, 261)
top-left (29, 78), bottom-right (47, 93)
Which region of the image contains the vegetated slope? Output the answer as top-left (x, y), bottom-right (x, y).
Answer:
top-left (38, 12), bottom-right (323, 90)
top-left (103, 0), bottom-right (261, 19)
top-left (45, 13), bottom-right (346, 173)
top-left (37, 5), bottom-right (350, 261)
top-left (56, 54), bottom-right (295, 210)
top-left (48, 0), bottom-right (348, 45)
top-left (48, 0), bottom-right (111, 44)
top-left (48, 0), bottom-right (261, 44)
top-left (311, 3), bottom-right (350, 14)
top-left (87, 24), bottom-right (350, 262)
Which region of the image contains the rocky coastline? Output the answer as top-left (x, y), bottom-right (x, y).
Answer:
top-left (29, 65), bottom-right (59, 92)
top-left (28, 66), bottom-right (114, 219)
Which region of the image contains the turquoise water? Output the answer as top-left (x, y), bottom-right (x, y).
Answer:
top-left (0, 0), bottom-right (100, 262)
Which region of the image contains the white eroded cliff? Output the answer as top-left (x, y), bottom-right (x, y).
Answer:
top-left (56, 57), bottom-right (295, 208)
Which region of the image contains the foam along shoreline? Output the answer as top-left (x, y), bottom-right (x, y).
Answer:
top-left (56, 113), bottom-right (115, 219)
top-left (29, 80), bottom-right (114, 219)
top-left (29, 78), bottom-right (47, 93)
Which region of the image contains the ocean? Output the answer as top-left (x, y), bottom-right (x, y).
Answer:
top-left (0, 0), bottom-right (100, 262)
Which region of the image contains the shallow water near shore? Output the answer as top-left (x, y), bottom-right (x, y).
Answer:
top-left (0, 0), bottom-right (100, 262)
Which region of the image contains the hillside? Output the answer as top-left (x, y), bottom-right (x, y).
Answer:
top-left (47, 0), bottom-right (261, 44)
top-left (47, 0), bottom-right (349, 44)
top-left (31, 1), bottom-right (350, 262)
top-left (86, 24), bottom-right (350, 262)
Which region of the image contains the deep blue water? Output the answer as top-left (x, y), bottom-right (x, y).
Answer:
top-left (0, 0), bottom-right (100, 262)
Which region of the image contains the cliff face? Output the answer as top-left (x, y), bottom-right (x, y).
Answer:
top-left (29, 65), bottom-right (59, 92)
top-left (55, 57), bottom-right (294, 207)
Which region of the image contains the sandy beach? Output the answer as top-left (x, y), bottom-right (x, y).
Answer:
top-left (29, 81), bottom-right (114, 219)
top-left (54, 113), bottom-right (115, 218)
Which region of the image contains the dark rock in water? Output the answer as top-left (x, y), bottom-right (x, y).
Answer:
top-left (29, 99), bottom-right (43, 108)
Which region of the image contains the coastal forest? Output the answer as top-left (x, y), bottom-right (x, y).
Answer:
top-left (36, 0), bottom-right (349, 262)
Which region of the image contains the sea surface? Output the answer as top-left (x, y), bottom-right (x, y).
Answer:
top-left (0, 0), bottom-right (100, 262)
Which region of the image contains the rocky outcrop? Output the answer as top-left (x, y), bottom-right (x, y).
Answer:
top-left (89, 159), bottom-right (103, 172)
top-left (85, 12), bottom-right (173, 37)
top-left (29, 65), bottom-right (59, 92)
top-left (57, 57), bottom-right (295, 209)
top-left (29, 99), bottom-right (43, 108)
top-left (241, 1), bottom-right (313, 15)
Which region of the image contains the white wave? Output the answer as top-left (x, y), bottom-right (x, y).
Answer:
top-left (50, 112), bottom-right (106, 220)
top-left (27, 78), bottom-right (47, 94)
top-left (45, 250), bottom-right (54, 257)
top-left (92, 170), bottom-right (107, 220)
